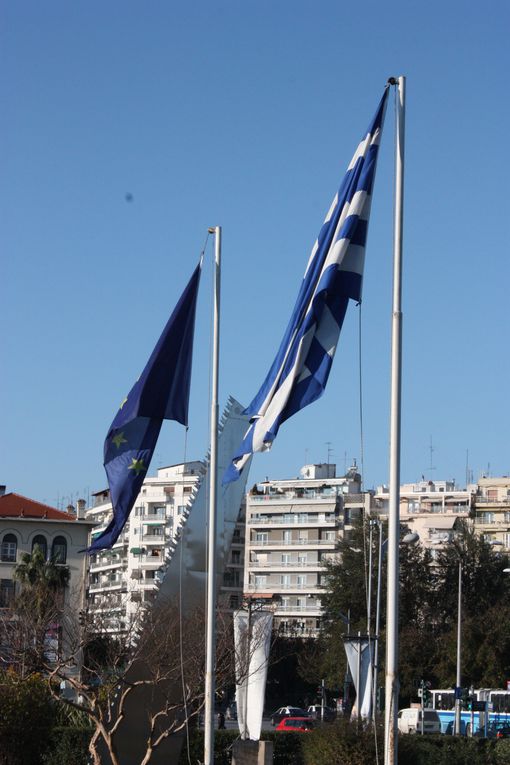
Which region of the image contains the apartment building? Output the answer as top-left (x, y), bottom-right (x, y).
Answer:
top-left (243, 463), bottom-right (370, 636)
top-left (85, 458), bottom-right (248, 631)
top-left (474, 476), bottom-right (510, 550)
top-left (85, 461), bottom-right (205, 632)
top-left (373, 479), bottom-right (475, 554)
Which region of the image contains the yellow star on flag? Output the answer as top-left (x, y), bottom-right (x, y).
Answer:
top-left (128, 457), bottom-right (147, 476)
top-left (112, 432), bottom-right (128, 449)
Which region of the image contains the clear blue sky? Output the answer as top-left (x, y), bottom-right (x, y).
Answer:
top-left (2, 1), bottom-right (509, 508)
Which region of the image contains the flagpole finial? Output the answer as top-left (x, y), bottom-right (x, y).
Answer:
top-left (208, 227), bottom-right (216, 234)
top-left (387, 77), bottom-right (398, 85)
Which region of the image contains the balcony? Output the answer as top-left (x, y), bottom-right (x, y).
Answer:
top-left (248, 560), bottom-right (326, 569)
top-left (249, 489), bottom-right (342, 503)
top-left (90, 558), bottom-right (125, 572)
top-left (250, 538), bottom-right (336, 547)
top-left (89, 581), bottom-right (126, 593)
top-left (141, 533), bottom-right (166, 543)
top-left (245, 583), bottom-right (321, 593)
top-left (475, 497), bottom-right (510, 505)
top-left (275, 604), bottom-right (323, 614)
top-left (248, 516), bottom-right (337, 526)
top-left (138, 555), bottom-right (165, 567)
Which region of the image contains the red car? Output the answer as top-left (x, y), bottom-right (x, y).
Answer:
top-left (276, 717), bottom-right (314, 732)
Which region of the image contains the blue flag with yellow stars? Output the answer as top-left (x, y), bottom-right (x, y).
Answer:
top-left (85, 261), bottom-right (202, 553)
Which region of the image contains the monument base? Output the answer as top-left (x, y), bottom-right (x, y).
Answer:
top-left (232, 739), bottom-right (274, 765)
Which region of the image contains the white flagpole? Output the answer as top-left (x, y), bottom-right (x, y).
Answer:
top-left (384, 76), bottom-right (406, 765)
top-left (204, 226), bottom-right (221, 765)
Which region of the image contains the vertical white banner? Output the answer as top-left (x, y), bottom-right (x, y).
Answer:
top-left (343, 636), bottom-right (374, 720)
top-left (234, 609), bottom-right (273, 740)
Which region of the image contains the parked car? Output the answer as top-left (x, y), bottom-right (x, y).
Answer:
top-left (271, 706), bottom-right (309, 726)
top-left (397, 708), bottom-right (441, 734)
top-left (276, 717), bottom-right (314, 732)
top-left (307, 705), bottom-right (336, 722)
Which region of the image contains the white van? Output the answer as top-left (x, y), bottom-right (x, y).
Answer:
top-left (397, 708), bottom-right (441, 734)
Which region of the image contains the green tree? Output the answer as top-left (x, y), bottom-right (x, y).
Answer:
top-left (0, 670), bottom-right (56, 765)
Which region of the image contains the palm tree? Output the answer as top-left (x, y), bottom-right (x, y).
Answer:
top-left (14, 544), bottom-right (70, 592)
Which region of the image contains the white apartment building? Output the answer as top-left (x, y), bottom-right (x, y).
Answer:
top-left (243, 463), bottom-right (371, 636)
top-left (474, 476), bottom-right (510, 550)
top-left (86, 461), bottom-right (205, 631)
top-left (373, 479), bottom-right (475, 554)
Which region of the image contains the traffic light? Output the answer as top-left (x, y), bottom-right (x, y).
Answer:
top-left (418, 680), bottom-right (431, 706)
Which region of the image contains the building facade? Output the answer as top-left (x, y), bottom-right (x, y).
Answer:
top-left (0, 488), bottom-right (92, 611)
top-left (373, 479), bottom-right (475, 555)
top-left (85, 461), bottom-right (204, 631)
top-left (243, 463), bottom-right (370, 636)
top-left (473, 477), bottom-right (510, 550)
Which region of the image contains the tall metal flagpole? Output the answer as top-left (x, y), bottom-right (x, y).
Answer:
top-left (204, 226), bottom-right (221, 765)
top-left (384, 76), bottom-right (406, 765)
top-left (373, 520), bottom-right (383, 721)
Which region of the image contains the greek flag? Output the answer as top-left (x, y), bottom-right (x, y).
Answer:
top-left (223, 88), bottom-right (389, 485)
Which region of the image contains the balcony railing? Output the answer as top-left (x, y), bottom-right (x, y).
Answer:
top-left (245, 583), bottom-right (320, 592)
top-left (248, 517), bottom-right (336, 526)
top-left (250, 538), bottom-right (336, 546)
top-left (275, 605), bottom-right (322, 613)
top-left (475, 497), bottom-right (510, 505)
top-left (248, 560), bottom-right (325, 568)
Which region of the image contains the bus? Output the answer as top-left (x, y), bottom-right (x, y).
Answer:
top-left (428, 688), bottom-right (510, 735)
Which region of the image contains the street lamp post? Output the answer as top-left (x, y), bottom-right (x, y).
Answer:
top-left (454, 559), bottom-right (462, 736)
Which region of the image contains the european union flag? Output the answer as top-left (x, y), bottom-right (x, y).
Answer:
top-left (86, 261), bottom-right (202, 552)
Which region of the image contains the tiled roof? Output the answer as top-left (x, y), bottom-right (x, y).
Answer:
top-left (0, 493), bottom-right (77, 521)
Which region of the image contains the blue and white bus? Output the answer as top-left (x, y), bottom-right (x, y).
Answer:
top-left (428, 688), bottom-right (510, 735)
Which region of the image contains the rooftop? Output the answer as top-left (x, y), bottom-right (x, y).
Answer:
top-left (0, 493), bottom-right (80, 521)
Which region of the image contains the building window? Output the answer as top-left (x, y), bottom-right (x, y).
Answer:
top-left (0, 579), bottom-right (15, 607)
top-left (283, 530), bottom-right (292, 544)
top-left (280, 574), bottom-right (291, 588)
top-left (177, 506), bottom-right (186, 515)
top-left (231, 550), bottom-right (241, 565)
top-left (52, 537), bottom-right (67, 564)
top-left (229, 595), bottom-right (239, 609)
top-left (32, 535), bottom-right (48, 559)
top-left (297, 574), bottom-right (307, 587)
top-left (255, 532), bottom-right (268, 544)
top-left (281, 553), bottom-right (290, 566)
top-left (1, 534), bottom-right (17, 563)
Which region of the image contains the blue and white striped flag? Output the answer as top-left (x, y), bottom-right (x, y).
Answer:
top-left (223, 88), bottom-right (389, 485)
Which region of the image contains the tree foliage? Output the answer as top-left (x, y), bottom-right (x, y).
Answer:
top-left (296, 514), bottom-right (510, 704)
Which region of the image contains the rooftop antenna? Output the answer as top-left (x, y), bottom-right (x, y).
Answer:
top-left (427, 435), bottom-right (436, 476)
top-left (325, 441), bottom-right (333, 471)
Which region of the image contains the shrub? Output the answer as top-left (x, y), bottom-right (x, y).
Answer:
top-left (177, 729), bottom-right (304, 765)
top-left (301, 719), bottom-right (381, 765)
top-left (41, 727), bottom-right (92, 765)
top-left (0, 671), bottom-right (55, 765)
